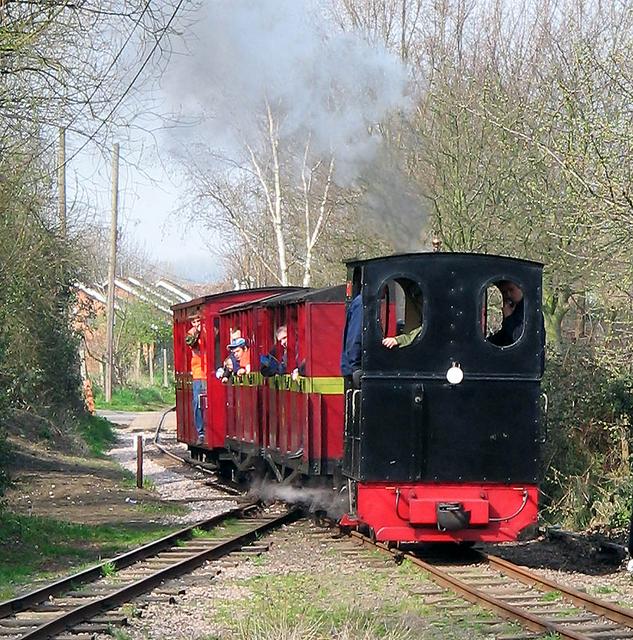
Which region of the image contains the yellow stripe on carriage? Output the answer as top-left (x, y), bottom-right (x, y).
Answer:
top-left (230, 373), bottom-right (343, 394)
top-left (229, 372), bottom-right (264, 387)
top-left (268, 374), bottom-right (343, 394)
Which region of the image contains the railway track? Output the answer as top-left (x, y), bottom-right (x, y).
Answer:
top-left (0, 505), bottom-right (300, 640)
top-left (119, 410), bottom-right (633, 638)
top-left (348, 530), bottom-right (633, 640)
top-left (152, 407), bottom-right (243, 496)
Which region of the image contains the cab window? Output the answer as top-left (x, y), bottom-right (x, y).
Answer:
top-left (483, 279), bottom-right (524, 347)
top-left (378, 278), bottom-right (424, 349)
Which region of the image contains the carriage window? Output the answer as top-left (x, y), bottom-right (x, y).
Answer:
top-left (378, 278), bottom-right (424, 349)
top-left (484, 280), bottom-right (525, 347)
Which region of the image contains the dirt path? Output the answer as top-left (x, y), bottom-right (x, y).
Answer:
top-left (4, 410), bottom-right (236, 527)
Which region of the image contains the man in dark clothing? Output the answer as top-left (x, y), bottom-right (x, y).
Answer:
top-left (341, 294), bottom-right (362, 385)
top-left (261, 325), bottom-right (288, 377)
top-left (488, 281), bottom-right (525, 347)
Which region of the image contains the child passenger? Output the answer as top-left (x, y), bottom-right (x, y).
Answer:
top-left (228, 337), bottom-right (251, 375)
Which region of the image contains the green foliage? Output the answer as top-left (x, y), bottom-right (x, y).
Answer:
top-left (542, 346), bottom-right (633, 529)
top-left (0, 164), bottom-right (85, 492)
top-left (0, 206), bottom-right (82, 416)
top-left (96, 299), bottom-right (172, 386)
top-left (93, 384), bottom-right (175, 411)
top-left (0, 431), bottom-right (11, 496)
top-left (119, 300), bottom-right (172, 345)
top-left (76, 414), bottom-right (117, 457)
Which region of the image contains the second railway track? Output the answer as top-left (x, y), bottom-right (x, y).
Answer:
top-left (0, 505), bottom-right (300, 640)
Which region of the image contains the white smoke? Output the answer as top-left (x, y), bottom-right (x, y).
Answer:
top-left (163, 0), bottom-right (411, 180)
top-left (250, 478), bottom-right (348, 519)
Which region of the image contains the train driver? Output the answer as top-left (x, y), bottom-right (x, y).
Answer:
top-left (487, 280), bottom-right (524, 347)
top-left (382, 294), bottom-right (423, 349)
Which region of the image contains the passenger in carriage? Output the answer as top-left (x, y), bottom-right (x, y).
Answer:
top-left (261, 324), bottom-right (303, 380)
top-left (216, 330), bottom-right (250, 382)
top-left (261, 325), bottom-right (288, 377)
top-left (217, 352), bottom-right (238, 383)
top-left (228, 336), bottom-right (251, 375)
top-left (186, 313), bottom-right (206, 445)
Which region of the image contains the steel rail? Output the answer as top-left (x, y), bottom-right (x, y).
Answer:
top-left (0, 503), bottom-right (256, 619)
top-left (151, 405), bottom-right (243, 495)
top-left (152, 440), bottom-right (244, 496)
top-left (483, 551), bottom-right (633, 628)
top-left (11, 508), bottom-right (301, 640)
top-left (349, 531), bottom-right (597, 640)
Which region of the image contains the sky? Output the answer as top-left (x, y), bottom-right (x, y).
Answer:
top-left (68, 129), bottom-right (221, 284)
top-left (66, 0), bottom-right (412, 285)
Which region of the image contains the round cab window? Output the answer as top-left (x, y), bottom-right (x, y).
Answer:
top-left (483, 280), bottom-right (524, 347)
top-left (378, 278), bottom-right (424, 350)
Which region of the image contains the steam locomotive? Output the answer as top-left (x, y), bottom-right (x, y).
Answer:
top-left (172, 252), bottom-right (545, 543)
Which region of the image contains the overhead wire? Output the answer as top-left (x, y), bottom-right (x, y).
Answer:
top-left (60, 0), bottom-right (186, 170)
top-left (6, 1), bottom-right (151, 176)
top-left (15, 0), bottom-right (185, 180)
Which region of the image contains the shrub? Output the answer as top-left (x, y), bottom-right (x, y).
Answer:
top-left (541, 345), bottom-right (633, 530)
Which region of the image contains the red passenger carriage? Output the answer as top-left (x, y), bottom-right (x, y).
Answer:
top-left (220, 287), bottom-right (346, 484)
top-left (172, 288), bottom-right (290, 462)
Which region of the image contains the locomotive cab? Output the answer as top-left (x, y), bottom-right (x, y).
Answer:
top-left (342, 252), bottom-right (545, 543)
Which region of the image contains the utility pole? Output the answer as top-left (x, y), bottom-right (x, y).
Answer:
top-left (58, 128), bottom-right (67, 237)
top-left (105, 142), bottom-right (119, 403)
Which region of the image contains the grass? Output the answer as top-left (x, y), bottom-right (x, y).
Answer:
top-left (120, 471), bottom-right (156, 492)
top-left (208, 552), bottom-right (538, 640)
top-left (592, 585), bottom-right (617, 594)
top-left (133, 501), bottom-right (187, 516)
top-left (249, 553), bottom-right (267, 566)
top-left (76, 414), bottom-right (117, 457)
top-left (212, 570), bottom-right (443, 639)
top-left (93, 384), bottom-right (175, 412)
top-left (235, 603), bottom-right (417, 640)
top-left (0, 512), bottom-right (177, 601)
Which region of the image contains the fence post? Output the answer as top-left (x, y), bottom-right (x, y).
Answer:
top-left (136, 434), bottom-right (143, 489)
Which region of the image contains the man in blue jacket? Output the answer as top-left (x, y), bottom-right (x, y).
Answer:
top-left (341, 294), bottom-right (362, 387)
